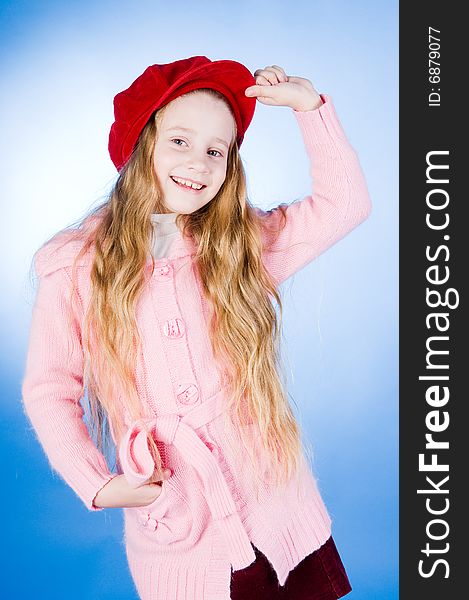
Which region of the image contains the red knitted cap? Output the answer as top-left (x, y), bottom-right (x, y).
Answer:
top-left (108, 55), bottom-right (257, 171)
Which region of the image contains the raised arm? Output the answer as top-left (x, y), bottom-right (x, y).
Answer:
top-left (21, 254), bottom-right (116, 511)
top-left (256, 94), bottom-right (372, 286)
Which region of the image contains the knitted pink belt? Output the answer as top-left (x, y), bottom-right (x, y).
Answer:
top-left (118, 391), bottom-right (256, 570)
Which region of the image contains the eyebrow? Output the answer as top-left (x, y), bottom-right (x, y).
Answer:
top-left (165, 126), bottom-right (230, 148)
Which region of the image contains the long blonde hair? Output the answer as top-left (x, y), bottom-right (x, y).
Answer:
top-left (47, 88), bottom-right (308, 493)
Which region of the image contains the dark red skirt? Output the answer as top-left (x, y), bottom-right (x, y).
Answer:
top-left (230, 536), bottom-right (352, 600)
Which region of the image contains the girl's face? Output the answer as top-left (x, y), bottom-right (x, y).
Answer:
top-left (153, 92), bottom-right (235, 214)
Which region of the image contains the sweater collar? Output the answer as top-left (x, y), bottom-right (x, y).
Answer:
top-left (149, 212), bottom-right (197, 260)
top-left (150, 212), bottom-right (178, 223)
top-left (146, 230), bottom-right (197, 263)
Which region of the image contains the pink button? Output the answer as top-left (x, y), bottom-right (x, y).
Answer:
top-left (163, 318), bottom-right (185, 338)
top-left (155, 263), bottom-right (173, 279)
top-left (176, 383), bottom-right (199, 405)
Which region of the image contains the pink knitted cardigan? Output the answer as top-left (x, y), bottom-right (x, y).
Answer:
top-left (21, 94), bottom-right (371, 600)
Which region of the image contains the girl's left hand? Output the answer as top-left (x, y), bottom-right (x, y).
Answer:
top-left (245, 65), bottom-right (323, 112)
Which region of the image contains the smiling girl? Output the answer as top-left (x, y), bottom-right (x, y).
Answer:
top-left (22, 56), bottom-right (371, 599)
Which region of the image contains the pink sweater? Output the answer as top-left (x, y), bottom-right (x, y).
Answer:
top-left (21, 94), bottom-right (371, 600)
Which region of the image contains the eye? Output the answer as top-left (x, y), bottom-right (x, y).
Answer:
top-left (171, 138), bottom-right (223, 158)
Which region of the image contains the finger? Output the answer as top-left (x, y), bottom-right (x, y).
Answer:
top-left (256, 75), bottom-right (273, 86)
top-left (253, 69), bottom-right (277, 85)
top-left (253, 68), bottom-right (271, 79)
top-left (270, 65), bottom-right (289, 82)
top-left (255, 96), bottom-right (282, 106)
top-left (245, 84), bottom-right (276, 97)
top-left (246, 72), bottom-right (287, 96)
top-left (264, 66), bottom-right (289, 83)
top-left (255, 66), bottom-right (288, 84)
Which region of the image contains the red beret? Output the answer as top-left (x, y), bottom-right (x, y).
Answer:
top-left (108, 55), bottom-right (257, 171)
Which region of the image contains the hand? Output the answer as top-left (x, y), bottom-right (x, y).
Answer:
top-left (244, 65), bottom-right (323, 111)
top-left (93, 469), bottom-right (173, 509)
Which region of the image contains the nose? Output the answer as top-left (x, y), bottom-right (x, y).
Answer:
top-left (185, 148), bottom-right (210, 175)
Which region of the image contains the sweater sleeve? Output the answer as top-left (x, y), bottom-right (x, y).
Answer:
top-left (21, 259), bottom-right (116, 511)
top-left (257, 94), bottom-right (372, 286)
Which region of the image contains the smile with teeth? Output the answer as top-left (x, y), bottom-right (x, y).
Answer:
top-left (170, 176), bottom-right (206, 191)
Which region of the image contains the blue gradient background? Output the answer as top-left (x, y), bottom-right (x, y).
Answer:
top-left (1, 1), bottom-right (398, 598)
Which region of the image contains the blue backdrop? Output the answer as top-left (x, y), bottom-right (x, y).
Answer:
top-left (1, 0), bottom-right (398, 598)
